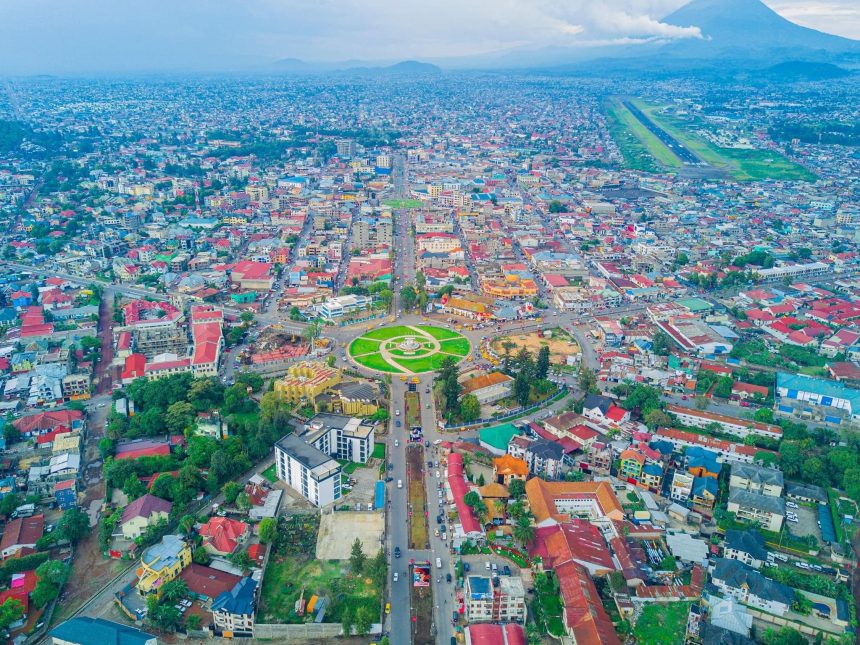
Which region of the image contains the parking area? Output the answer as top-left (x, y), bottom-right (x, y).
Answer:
top-left (786, 502), bottom-right (821, 541)
top-left (340, 466), bottom-right (379, 507)
top-left (316, 510), bottom-right (384, 560)
top-left (459, 554), bottom-right (523, 580)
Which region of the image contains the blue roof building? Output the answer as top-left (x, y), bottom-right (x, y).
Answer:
top-left (776, 372), bottom-right (860, 426)
top-left (212, 577), bottom-right (257, 636)
top-left (49, 617), bottom-right (157, 645)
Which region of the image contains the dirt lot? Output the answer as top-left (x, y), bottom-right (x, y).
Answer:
top-left (316, 511), bottom-right (384, 560)
top-left (491, 328), bottom-right (580, 365)
top-left (54, 479), bottom-right (123, 624)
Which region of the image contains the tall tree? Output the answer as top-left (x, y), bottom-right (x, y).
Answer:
top-left (400, 286), bottom-right (417, 312)
top-left (577, 365), bottom-right (597, 394)
top-left (514, 370), bottom-right (531, 407)
top-left (459, 394), bottom-right (480, 423)
top-left (535, 345), bottom-right (550, 381)
top-left (350, 538), bottom-right (366, 575)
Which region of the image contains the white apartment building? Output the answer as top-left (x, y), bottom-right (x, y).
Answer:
top-left (275, 434), bottom-right (342, 507)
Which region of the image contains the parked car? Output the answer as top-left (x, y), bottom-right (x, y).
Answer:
top-left (394, 547), bottom-right (401, 558)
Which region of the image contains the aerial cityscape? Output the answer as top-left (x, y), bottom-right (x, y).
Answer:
top-left (0, 1), bottom-right (859, 645)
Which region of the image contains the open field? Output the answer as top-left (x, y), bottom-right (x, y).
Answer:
top-left (491, 328), bottom-right (580, 365)
top-left (634, 601), bottom-right (691, 645)
top-left (606, 98), bottom-right (683, 171)
top-left (396, 354), bottom-right (456, 372)
top-left (633, 100), bottom-right (816, 182)
top-left (353, 352), bottom-right (404, 373)
top-left (361, 325), bottom-right (415, 341)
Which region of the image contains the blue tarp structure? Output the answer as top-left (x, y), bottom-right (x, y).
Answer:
top-left (374, 480), bottom-right (385, 510)
top-left (818, 504), bottom-right (837, 543)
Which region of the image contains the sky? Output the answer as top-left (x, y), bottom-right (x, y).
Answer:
top-left (0, 0), bottom-right (857, 74)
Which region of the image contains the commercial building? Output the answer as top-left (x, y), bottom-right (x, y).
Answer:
top-left (459, 371), bottom-right (514, 405)
top-left (274, 433), bottom-right (341, 507)
top-left (526, 479), bottom-right (624, 527)
top-left (316, 294), bottom-right (372, 320)
top-left (776, 372), bottom-right (860, 426)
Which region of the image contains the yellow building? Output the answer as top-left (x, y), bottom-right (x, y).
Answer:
top-left (137, 534), bottom-right (191, 597)
top-left (481, 274), bottom-right (539, 299)
top-left (321, 381), bottom-right (380, 416)
top-left (274, 361), bottom-right (342, 404)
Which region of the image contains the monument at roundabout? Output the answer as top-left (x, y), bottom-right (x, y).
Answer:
top-left (347, 324), bottom-right (471, 374)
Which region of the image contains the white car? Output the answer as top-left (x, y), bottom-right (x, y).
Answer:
top-left (393, 572), bottom-right (399, 582)
top-left (394, 439), bottom-right (400, 447)
top-left (786, 501), bottom-right (798, 509)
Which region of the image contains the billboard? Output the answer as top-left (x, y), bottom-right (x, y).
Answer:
top-left (413, 562), bottom-right (431, 587)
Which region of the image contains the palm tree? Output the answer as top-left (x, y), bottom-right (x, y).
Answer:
top-left (513, 514), bottom-right (535, 547)
top-left (160, 579), bottom-right (188, 603)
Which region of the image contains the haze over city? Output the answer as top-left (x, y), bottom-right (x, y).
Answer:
top-left (0, 0), bottom-right (859, 72)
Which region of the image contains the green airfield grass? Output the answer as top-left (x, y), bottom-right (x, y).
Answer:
top-left (633, 100), bottom-right (816, 182)
top-left (606, 98), bottom-right (683, 171)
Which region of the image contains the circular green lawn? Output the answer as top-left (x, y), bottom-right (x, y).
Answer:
top-left (348, 324), bottom-right (471, 374)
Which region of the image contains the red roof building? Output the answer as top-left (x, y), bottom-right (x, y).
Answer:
top-left (199, 517), bottom-right (248, 555)
top-left (13, 409), bottom-right (83, 438)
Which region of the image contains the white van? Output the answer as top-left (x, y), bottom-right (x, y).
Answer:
top-left (397, 479), bottom-right (403, 489)
top-left (436, 558), bottom-right (442, 569)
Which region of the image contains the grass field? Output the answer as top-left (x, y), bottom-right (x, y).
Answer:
top-left (361, 325), bottom-right (415, 341)
top-left (439, 338), bottom-right (471, 356)
top-left (416, 324), bottom-right (462, 340)
top-left (633, 100), bottom-right (816, 182)
top-left (261, 464), bottom-right (277, 483)
top-left (606, 98), bottom-right (683, 172)
top-left (383, 198), bottom-right (423, 208)
top-left (633, 601), bottom-right (691, 645)
top-left (372, 442), bottom-right (386, 460)
top-left (353, 352), bottom-right (405, 373)
top-left (349, 337), bottom-right (381, 356)
top-left (396, 354), bottom-right (453, 372)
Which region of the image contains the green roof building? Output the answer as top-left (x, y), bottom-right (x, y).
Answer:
top-left (479, 423), bottom-right (520, 455)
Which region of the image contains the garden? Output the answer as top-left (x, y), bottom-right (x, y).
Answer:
top-left (258, 514), bottom-right (383, 627)
top-left (532, 572), bottom-right (566, 637)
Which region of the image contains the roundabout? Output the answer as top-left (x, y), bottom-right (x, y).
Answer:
top-left (348, 324), bottom-right (471, 374)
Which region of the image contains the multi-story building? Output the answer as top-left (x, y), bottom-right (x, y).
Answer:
top-left (61, 373), bottom-right (91, 400)
top-left (723, 529), bottom-right (768, 570)
top-left (727, 489), bottom-right (785, 532)
top-left (316, 294), bottom-right (372, 320)
top-left (670, 471), bottom-right (694, 502)
top-left (711, 558), bottom-right (794, 616)
top-left (665, 405), bottom-right (782, 441)
top-left (729, 463), bottom-right (784, 498)
top-left (464, 575), bottom-right (527, 624)
top-left (301, 413), bottom-right (376, 464)
top-left (275, 434), bottom-right (341, 507)
top-left (137, 535), bottom-right (192, 597)
top-left (212, 577), bottom-right (257, 637)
